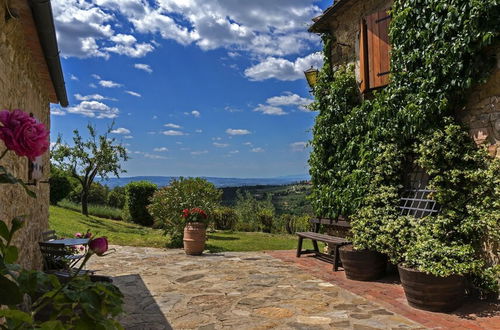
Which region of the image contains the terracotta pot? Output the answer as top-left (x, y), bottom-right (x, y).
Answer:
top-left (339, 245), bottom-right (387, 281)
top-left (183, 222), bottom-right (206, 255)
top-left (398, 265), bottom-right (465, 312)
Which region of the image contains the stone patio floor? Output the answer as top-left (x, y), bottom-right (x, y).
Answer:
top-left (88, 246), bottom-right (424, 330)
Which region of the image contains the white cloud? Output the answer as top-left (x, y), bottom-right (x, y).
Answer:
top-left (251, 147), bottom-right (264, 153)
top-left (290, 141), bottom-right (307, 152)
top-left (70, 74), bottom-right (79, 81)
top-left (191, 150), bottom-right (208, 155)
top-left (50, 106), bottom-right (66, 116)
top-left (244, 52), bottom-right (323, 81)
top-left (229, 150), bottom-right (239, 154)
top-left (266, 93), bottom-right (312, 109)
top-left (213, 142), bottom-right (229, 148)
top-left (224, 106), bottom-right (242, 113)
top-left (134, 63), bottom-right (153, 73)
top-left (91, 74), bottom-right (101, 79)
top-left (153, 147), bottom-right (168, 152)
top-left (226, 128), bottom-right (251, 136)
top-left (254, 104), bottom-right (287, 116)
top-left (124, 135), bottom-right (134, 139)
top-left (89, 83), bottom-right (97, 88)
top-left (125, 90), bottom-right (142, 97)
top-left (184, 110), bottom-right (200, 118)
top-left (99, 80), bottom-right (122, 88)
top-left (164, 123), bottom-right (181, 129)
top-left (144, 153), bottom-right (167, 159)
top-left (74, 93), bottom-right (116, 101)
top-left (51, 0), bottom-right (322, 61)
top-left (152, 115), bottom-right (158, 119)
top-left (195, 129), bottom-right (203, 133)
top-left (162, 130), bottom-right (185, 136)
top-left (67, 101), bottom-right (119, 118)
top-left (111, 127), bottom-right (131, 134)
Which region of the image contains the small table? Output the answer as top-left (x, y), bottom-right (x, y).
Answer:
top-left (45, 238), bottom-right (90, 246)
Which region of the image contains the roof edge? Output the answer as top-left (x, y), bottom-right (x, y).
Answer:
top-left (28, 0), bottom-right (68, 107)
top-left (309, 0), bottom-right (354, 33)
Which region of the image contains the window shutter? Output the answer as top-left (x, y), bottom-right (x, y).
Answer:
top-left (359, 19), bottom-right (369, 93)
top-left (366, 9), bottom-right (391, 89)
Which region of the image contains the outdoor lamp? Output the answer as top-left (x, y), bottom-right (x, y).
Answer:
top-left (304, 66), bottom-right (319, 90)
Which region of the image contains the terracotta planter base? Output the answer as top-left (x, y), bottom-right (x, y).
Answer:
top-left (183, 222), bottom-right (206, 255)
top-left (398, 265), bottom-right (465, 312)
top-left (339, 245), bottom-right (387, 281)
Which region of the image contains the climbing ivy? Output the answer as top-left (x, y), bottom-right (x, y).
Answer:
top-left (309, 0), bottom-right (500, 293)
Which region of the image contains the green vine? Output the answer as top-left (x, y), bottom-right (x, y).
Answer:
top-left (309, 0), bottom-right (500, 293)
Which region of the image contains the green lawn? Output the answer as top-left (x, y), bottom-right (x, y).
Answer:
top-left (49, 206), bottom-right (314, 252)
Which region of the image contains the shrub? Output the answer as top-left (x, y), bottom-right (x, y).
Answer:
top-left (68, 182), bottom-right (109, 205)
top-left (123, 181), bottom-right (157, 226)
top-left (212, 207), bottom-right (238, 230)
top-left (148, 177), bottom-right (221, 247)
top-left (58, 200), bottom-right (123, 220)
top-left (278, 214), bottom-right (310, 234)
top-left (49, 173), bottom-right (73, 205)
top-left (108, 186), bottom-right (126, 209)
top-left (257, 208), bottom-right (274, 233)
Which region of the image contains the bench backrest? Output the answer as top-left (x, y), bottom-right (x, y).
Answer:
top-left (310, 217), bottom-right (350, 233)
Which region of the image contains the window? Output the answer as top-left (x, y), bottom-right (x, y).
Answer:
top-left (359, 9), bottom-right (391, 93)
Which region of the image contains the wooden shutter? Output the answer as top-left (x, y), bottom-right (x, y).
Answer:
top-left (359, 19), bottom-right (369, 93)
top-left (365, 10), bottom-right (391, 89)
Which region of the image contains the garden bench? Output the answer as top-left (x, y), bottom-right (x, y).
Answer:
top-left (296, 218), bottom-right (351, 271)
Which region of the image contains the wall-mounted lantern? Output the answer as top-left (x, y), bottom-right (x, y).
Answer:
top-left (304, 66), bottom-right (319, 91)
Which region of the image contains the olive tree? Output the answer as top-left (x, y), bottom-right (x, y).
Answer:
top-left (52, 124), bottom-right (128, 216)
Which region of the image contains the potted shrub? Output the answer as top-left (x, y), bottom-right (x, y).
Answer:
top-left (182, 208), bottom-right (209, 255)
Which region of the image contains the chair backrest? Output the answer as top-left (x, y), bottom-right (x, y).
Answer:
top-left (42, 230), bottom-right (57, 241)
top-left (38, 242), bottom-right (68, 270)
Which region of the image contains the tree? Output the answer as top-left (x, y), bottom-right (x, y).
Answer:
top-left (52, 124), bottom-right (128, 216)
top-left (49, 165), bottom-right (73, 205)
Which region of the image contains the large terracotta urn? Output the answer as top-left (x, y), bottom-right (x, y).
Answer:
top-left (183, 222), bottom-right (206, 255)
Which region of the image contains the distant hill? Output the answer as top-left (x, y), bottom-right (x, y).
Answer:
top-left (96, 175), bottom-right (310, 188)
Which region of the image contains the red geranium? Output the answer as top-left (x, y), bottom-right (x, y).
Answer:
top-left (181, 208), bottom-right (208, 223)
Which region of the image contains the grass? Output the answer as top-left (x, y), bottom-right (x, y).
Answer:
top-left (57, 200), bottom-right (123, 220)
top-left (49, 206), bottom-right (315, 252)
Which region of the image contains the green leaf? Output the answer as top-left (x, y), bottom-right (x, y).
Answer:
top-left (3, 246), bottom-right (18, 263)
top-left (10, 217), bottom-right (24, 237)
top-left (0, 274), bottom-right (22, 305)
top-left (39, 320), bottom-right (66, 330)
top-left (0, 221), bottom-right (9, 241)
top-left (0, 309), bottom-right (33, 324)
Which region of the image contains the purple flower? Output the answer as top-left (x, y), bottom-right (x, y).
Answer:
top-left (89, 237), bottom-right (108, 256)
top-left (75, 232), bottom-right (83, 238)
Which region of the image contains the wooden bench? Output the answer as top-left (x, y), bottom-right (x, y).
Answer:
top-left (296, 218), bottom-right (351, 271)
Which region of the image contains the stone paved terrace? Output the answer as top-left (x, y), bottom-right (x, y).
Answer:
top-left (88, 246), bottom-right (423, 329)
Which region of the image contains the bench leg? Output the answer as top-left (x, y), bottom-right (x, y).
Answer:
top-left (296, 237), bottom-right (303, 258)
top-left (333, 245), bottom-right (341, 272)
top-left (312, 240), bottom-right (319, 253)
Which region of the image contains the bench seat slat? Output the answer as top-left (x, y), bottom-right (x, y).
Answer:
top-left (297, 232), bottom-right (350, 244)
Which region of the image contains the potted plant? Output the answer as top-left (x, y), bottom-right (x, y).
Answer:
top-left (182, 208), bottom-right (209, 255)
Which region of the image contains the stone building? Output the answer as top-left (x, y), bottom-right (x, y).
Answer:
top-left (309, 0), bottom-right (500, 157)
top-left (0, 0), bottom-right (67, 269)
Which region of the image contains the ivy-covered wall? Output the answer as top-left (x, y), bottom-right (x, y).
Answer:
top-left (309, 0), bottom-right (499, 294)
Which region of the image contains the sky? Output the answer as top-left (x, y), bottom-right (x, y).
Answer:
top-left (50, 0), bottom-right (332, 178)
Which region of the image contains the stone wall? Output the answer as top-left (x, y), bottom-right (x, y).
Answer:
top-left (325, 0), bottom-right (392, 83)
top-left (458, 46), bottom-right (500, 159)
top-left (0, 5), bottom-right (51, 270)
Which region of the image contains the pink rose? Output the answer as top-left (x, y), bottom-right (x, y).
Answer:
top-left (0, 109), bottom-right (49, 160)
top-left (89, 237), bottom-right (108, 256)
top-left (75, 232), bottom-right (83, 238)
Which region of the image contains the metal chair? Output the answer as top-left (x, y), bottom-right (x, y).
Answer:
top-left (38, 242), bottom-right (85, 271)
top-left (42, 230), bottom-right (57, 241)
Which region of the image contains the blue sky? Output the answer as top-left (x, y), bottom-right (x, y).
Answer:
top-left (50, 0), bottom-right (331, 178)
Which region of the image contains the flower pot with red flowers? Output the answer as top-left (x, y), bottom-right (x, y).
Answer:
top-left (182, 208), bottom-right (209, 255)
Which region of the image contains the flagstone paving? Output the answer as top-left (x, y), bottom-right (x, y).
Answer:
top-left (88, 246), bottom-right (423, 330)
